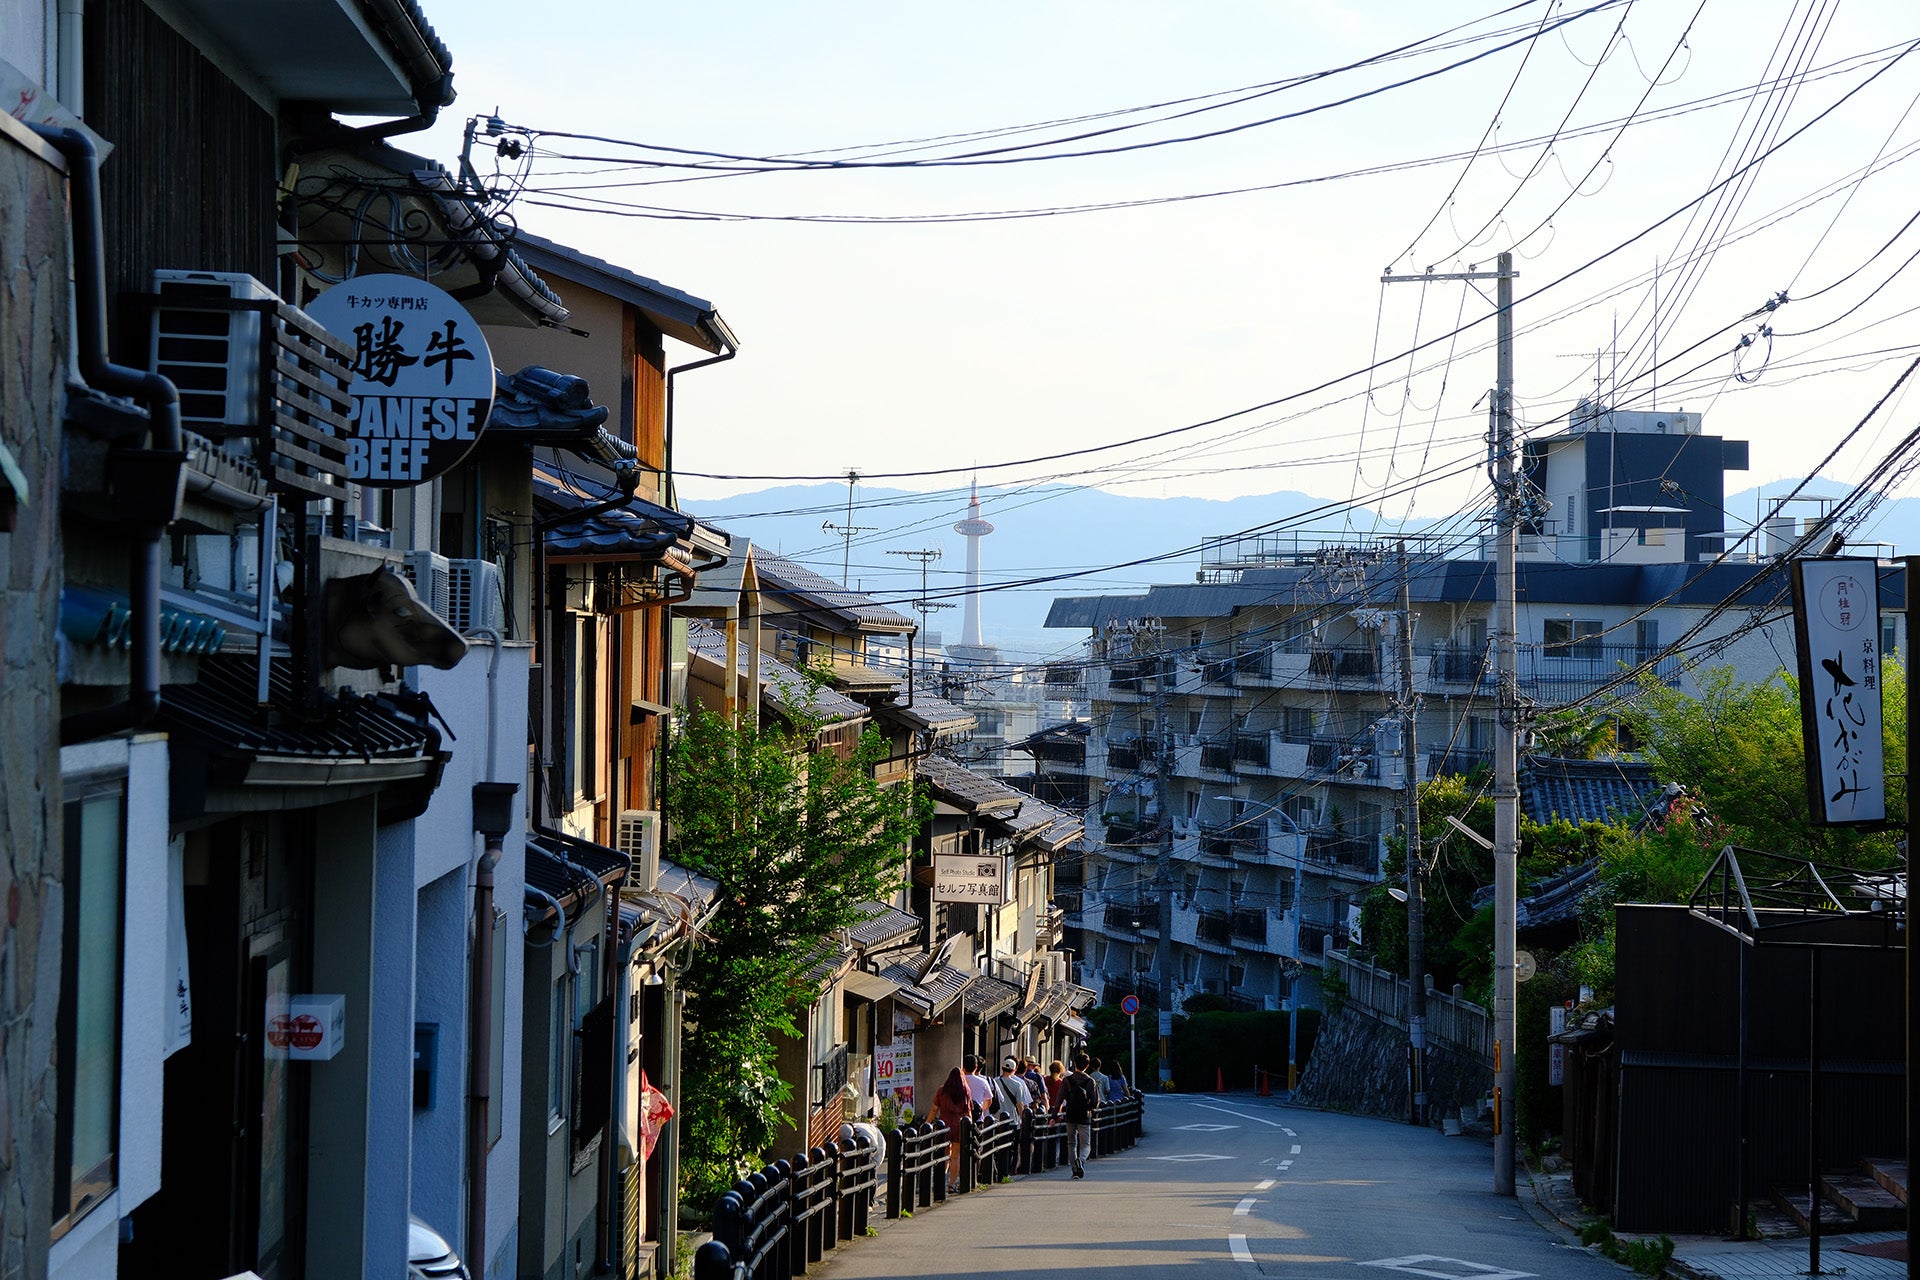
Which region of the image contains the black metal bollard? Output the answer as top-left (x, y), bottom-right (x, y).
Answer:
top-left (695, 1240), bottom-right (738, 1280)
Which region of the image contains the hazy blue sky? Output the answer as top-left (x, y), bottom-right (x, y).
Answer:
top-left (413, 1), bottom-right (1920, 548)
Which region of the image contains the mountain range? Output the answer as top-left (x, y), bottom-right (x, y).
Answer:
top-left (682, 479), bottom-right (1901, 661)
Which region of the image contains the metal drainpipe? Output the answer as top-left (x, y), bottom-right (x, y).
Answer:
top-left (662, 341), bottom-right (737, 511)
top-left (36, 127), bottom-right (185, 745)
top-left (467, 832), bottom-right (503, 1279)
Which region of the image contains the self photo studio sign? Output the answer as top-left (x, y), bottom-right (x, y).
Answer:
top-left (1791, 557), bottom-right (1885, 826)
top-left (306, 275), bottom-right (495, 487)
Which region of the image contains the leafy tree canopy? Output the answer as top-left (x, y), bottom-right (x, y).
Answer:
top-left (664, 701), bottom-right (927, 1211)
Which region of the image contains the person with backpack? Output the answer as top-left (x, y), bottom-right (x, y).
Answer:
top-left (989, 1057), bottom-right (1033, 1175)
top-left (1061, 1053), bottom-right (1101, 1179)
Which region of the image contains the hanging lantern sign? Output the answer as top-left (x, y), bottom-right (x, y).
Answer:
top-left (306, 274), bottom-right (494, 487)
top-left (1790, 556), bottom-right (1885, 826)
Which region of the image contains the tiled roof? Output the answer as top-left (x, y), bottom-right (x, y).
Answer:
top-left (886, 961), bottom-right (972, 1018)
top-left (487, 367), bottom-right (618, 463)
top-left (846, 900), bottom-right (921, 950)
top-left (749, 550), bottom-right (916, 633)
top-left (875, 690), bottom-right (977, 737)
top-left (799, 945), bottom-right (855, 990)
top-left (510, 231), bottom-right (733, 355)
top-left (652, 857), bottom-right (721, 915)
top-left (995, 794), bottom-right (1082, 849)
top-left (157, 655), bottom-right (438, 773)
top-left (686, 621), bottom-right (869, 724)
top-left (960, 973), bottom-right (1023, 1021)
top-left (1023, 981), bottom-right (1099, 1028)
top-left (918, 755), bottom-right (1024, 816)
top-left (525, 829), bottom-right (628, 924)
top-left (1519, 755), bottom-right (1664, 826)
top-left (534, 465), bottom-right (693, 561)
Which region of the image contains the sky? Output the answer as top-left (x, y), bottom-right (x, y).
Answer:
top-left (409, 1), bottom-right (1920, 592)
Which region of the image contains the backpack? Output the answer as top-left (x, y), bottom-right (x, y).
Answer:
top-left (1064, 1072), bottom-right (1099, 1120)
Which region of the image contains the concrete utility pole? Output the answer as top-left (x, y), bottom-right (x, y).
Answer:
top-left (1149, 621), bottom-right (1175, 1087)
top-left (1399, 542), bottom-right (1428, 1128)
top-left (1383, 250), bottom-right (1519, 1192)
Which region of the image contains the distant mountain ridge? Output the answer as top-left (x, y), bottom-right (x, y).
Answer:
top-left (683, 478), bottom-right (1920, 660)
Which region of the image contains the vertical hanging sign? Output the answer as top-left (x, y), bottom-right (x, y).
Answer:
top-left (306, 274), bottom-right (495, 487)
top-left (1791, 557), bottom-right (1885, 826)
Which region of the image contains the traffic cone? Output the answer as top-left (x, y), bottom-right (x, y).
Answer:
top-left (1215, 1066), bottom-right (1226, 1093)
top-left (1257, 1067), bottom-right (1271, 1097)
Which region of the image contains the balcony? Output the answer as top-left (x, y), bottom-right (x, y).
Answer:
top-left (1428, 645), bottom-right (1489, 685)
top-left (1196, 910), bottom-right (1233, 948)
top-left (1308, 645), bottom-right (1381, 683)
top-left (1231, 732), bottom-right (1269, 770)
top-left (1106, 743), bottom-right (1141, 772)
top-left (1101, 904), bottom-right (1144, 937)
top-left (1305, 831), bottom-right (1379, 878)
top-left (1428, 747), bottom-right (1492, 777)
top-left (1230, 907), bottom-right (1269, 943)
top-left (1520, 641), bottom-right (1682, 706)
top-left (1199, 742), bottom-right (1235, 775)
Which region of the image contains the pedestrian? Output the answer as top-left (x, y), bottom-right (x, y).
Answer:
top-left (960, 1053), bottom-right (992, 1116)
top-left (1061, 1053), bottom-right (1101, 1179)
top-left (1089, 1056), bottom-right (1111, 1101)
top-left (992, 1056), bottom-right (1035, 1174)
top-left (1020, 1056), bottom-right (1047, 1109)
top-left (934, 1067), bottom-right (971, 1193)
top-left (1105, 1059), bottom-right (1129, 1102)
top-left (1044, 1059), bottom-right (1067, 1114)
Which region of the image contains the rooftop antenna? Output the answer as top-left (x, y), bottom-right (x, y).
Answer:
top-left (820, 469), bottom-right (877, 587)
top-left (886, 547), bottom-right (951, 636)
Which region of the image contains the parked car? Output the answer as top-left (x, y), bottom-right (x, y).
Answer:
top-left (408, 1217), bottom-right (469, 1279)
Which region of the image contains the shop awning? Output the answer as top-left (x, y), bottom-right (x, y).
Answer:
top-left (841, 970), bottom-right (902, 1003)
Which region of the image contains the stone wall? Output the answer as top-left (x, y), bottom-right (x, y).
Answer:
top-left (0, 122), bottom-right (69, 1280)
top-left (1294, 1002), bottom-right (1489, 1125)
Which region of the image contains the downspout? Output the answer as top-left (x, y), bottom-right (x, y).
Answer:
top-left (598, 848), bottom-right (632, 1274)
top-left (56, 0), bottom-right (83, 113)
top-left (466, 819), bottom-right (507, 1279)
top-left (37, 127), bottom-right (186, 746)
top-left (663, 336), bottom-right (737, 511)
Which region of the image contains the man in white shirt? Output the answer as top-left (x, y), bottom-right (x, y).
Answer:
top-left (991, 1056), bottom-right (1036, 1174)
top-left (961, 1054), bottom-right (992, 1112)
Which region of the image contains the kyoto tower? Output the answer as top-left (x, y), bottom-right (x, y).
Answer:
top-left (949, 481), bottom-right (995, 660)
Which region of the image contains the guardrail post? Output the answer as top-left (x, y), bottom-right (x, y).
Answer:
top-left (769, 1161), bottom-right (793, 1280)
top-left (884, 1128), bottom-right (904, 1219)
top-left (695, 1240), bottom-right (737, 1280)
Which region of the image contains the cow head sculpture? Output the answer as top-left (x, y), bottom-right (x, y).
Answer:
top-left (323, 565), bottom-right (469, 672)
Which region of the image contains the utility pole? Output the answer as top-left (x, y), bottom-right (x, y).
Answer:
top-left (1399, 542), bottom-right (1428, 1128)
top-left (887, 548), bottom-right (949, 710)
top-left (1383, 250), bottom-right (1519, 1192)
top-left (821, 469), bottom-right (876, 587)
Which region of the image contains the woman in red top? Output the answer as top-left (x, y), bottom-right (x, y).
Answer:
top-left (934, 1067), bottom-right (971, 1192)
top-left (1045, 1059), bottom-right (1066, 1112)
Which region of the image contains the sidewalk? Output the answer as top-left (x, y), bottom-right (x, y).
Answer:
top-left (1523, 1166), bottom-right (1908, 1280)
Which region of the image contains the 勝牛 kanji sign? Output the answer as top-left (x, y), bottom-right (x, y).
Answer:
top-left (1791, 557), bottom-right (1885, 826)
top-left (306, 275), bottom-right (495, 487)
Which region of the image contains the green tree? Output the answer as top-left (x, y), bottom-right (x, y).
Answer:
top-left (1618, 661), bottom-right (1906, 865)
top-left (664, 702), bottom-right (927, 1210)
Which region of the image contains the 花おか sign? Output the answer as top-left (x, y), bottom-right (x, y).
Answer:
top-left (306, 275), bottom-right (495, 487)
top-left (1791, 557), bottom-right (1885, 826)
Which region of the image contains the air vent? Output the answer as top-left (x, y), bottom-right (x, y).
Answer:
top-left (148, 270), bottom-right (276, 430)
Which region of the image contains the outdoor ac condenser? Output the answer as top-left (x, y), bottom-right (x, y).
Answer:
top-left (446, 559), bottom-right (507, 634)
top-left (616, 810), bottom-right (661, 892)
top-left (401, 551), bottom-right (453, 622)
top-left (148, 269), bottom-right (278, 430)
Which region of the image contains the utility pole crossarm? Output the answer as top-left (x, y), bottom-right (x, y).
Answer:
top-left (1380, 269), bottom-right (1517, 283)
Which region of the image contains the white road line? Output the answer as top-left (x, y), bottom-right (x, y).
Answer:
top-left (1234, 1197), bottom-right (1258, 1216)
top-left (1282, 1127), bottom-right (1297, 1137)
top-left (1190, 1101), bottom-right (1288, 1128)
top-left (1229, 1234), bottom-right (1254, 1265)
top-left (1290, 1143), bottom-right (1302, 1154)
top-left (1255, 1179), bottom-right (1276, 1191)
top-left (1278, 1160), bottom-right (1293, 1169)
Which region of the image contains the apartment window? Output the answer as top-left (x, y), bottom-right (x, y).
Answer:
top-left (1190, 630), bottom-right (1202, 649)
top-left (1543, 618), bottom-right (1601, 659)
top-left (1228, 963), bottom-right (1246, 988)
top-left (1282, 707), bottom-right (1313, 742)
top-left (1635, 619), bottom-right (1660, 659)
top-left (1180, 953), bottom-right (1199, 983)
top-left (1467, 717), bottom-right (1493, 752)
top-left (548, 976), bottom-right (568, 1126)
top-left (53, 781), bottom-right (125, 1236)
top-left (1182, 871), bottom-right (1200, 898)
top-left (1186, 791), bottom-right (1199, 819)
top-left (1277, 879), bottom-right (1296, 913)
top-left (1188, 711), bottom-right (1202, 735)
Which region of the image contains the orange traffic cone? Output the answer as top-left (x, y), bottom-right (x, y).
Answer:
top-left (1215, 1066), bottom-right (1226, 1093)
top-left (1257, 1067), bottom-right (1271, 1097)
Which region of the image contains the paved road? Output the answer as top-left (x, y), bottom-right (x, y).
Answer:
top-left (817, 1094), bottom-right (1627, 1280)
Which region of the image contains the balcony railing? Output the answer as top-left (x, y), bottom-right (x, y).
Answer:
top-left (1106, 744), bottom-right (1141, 772)
top-left (1199, 743), bottom-right (1234, 773)
top-left (1305, 831), bottom-right (1377, 875)
top-left (1103, 904), bottom-right (1143, 934)
top-left (1230, 908), bottom-right (1268, 942)
top-left (1232, 733), bottom-right (1270, 768)
top-left (1519, 641), bottom-right (1681, 705)
top-left (1428, 747), bottom-right (1492, 777)
top-left (1429, 646), bottom-right (1488, 683)
top-left (1196, 911), bottom-right (1232, 947)
top-left (1308, 645), bottom-right (1380, 680)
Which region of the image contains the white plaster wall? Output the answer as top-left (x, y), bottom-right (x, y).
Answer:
top-left (412, 640), bottom-right (532, 1275)
top-left (0, 0), bottom-right (55, 90)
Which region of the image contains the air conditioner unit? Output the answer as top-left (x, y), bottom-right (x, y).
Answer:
top-left (401, 551), bottom-right (453, 622)
top-left (447, 559), bottom-right (507, 634)
top-left (616, 809), bottom-right (661, 893)
top-left (148, 270), bottom-right (278, 431)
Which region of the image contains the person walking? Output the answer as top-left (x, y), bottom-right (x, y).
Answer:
top-left (960, 1053), bottom-right (992, 1115)
top-left (1044, 1059), bottom-right (1067, 1114)
top-left (1020, 1057), bottom-right (1047, 1112)
top-left (991, 1056), bottom-right (1035, 1174)
top-left (1061, 1053), bottom-right (1101, 1179)
top-left (1089, 1056), bottom-right (1111, 1102)
top-left (1105, 1059), bottom-right (1129, 1103)
top-left (934, 1067), bottom-right (971, 1193)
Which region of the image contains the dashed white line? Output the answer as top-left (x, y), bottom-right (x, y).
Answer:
top-left (1234, 1197), bottom-right (1258, 1216)
top-left (1255, 1179), bottom-right (1276, 1191)
top-left (1290, 1143), bottom-right (1302, 1155)
top-left (1282, 1127), bottom-right (1297, 1137)
top-left (1190, 1101), bottom-right (1289, 1128)
top-left (1278, 1160), bottom-right (1293, 1170)
top-left (1229, 1234), bottom-right (1254, 1265)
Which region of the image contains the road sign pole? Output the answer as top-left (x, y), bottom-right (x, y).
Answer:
top-left (1130, 1015), bottom-right (1137, 1087)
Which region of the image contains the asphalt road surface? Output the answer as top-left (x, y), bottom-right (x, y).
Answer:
top-left (818, 1095), bottom-right (1625, 1280)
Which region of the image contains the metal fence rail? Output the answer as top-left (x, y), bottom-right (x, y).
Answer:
top-left (696, 1095), bottom-right (1149, 1280)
